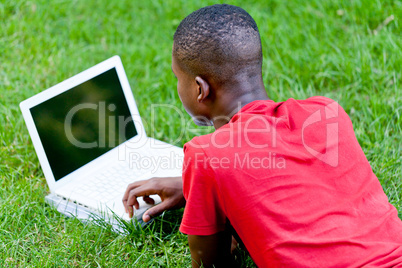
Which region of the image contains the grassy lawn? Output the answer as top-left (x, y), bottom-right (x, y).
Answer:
top-left (1, 0), bottom-right (401, 266)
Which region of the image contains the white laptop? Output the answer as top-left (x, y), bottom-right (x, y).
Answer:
top-left (20, 55), bottom-right (183, 228)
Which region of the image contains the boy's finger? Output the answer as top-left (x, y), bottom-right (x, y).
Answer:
top-left (123, 179), bottom-right (156, 212)
top-left (127, 190), bottom-right (140, 210)
top-left (122, 180), bottom-right (149, 202)
top-left (126, 185), bottom-right (156, 210)
top-left (126, 181), bottom-right (162, 207)
top-left (142, 200), bottom-right (172, 222)
top-left (122, 200), bottom-right (128, 213)
top-left (128, 205), bottom-right (133, 218)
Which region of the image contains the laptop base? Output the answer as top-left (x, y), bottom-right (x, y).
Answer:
top-left (45, 193), bottom-right (148, 234)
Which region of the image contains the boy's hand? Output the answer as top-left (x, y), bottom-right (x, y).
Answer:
top-left (231, 236), bottom-right (239, 254)
top-left (122, 176), bottom-right (185, 222)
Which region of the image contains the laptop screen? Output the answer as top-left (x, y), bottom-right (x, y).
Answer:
top-left (30, 67), bottom-right (138, 181)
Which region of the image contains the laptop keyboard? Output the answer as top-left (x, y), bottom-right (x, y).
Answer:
top-left (65, 160), bottom-right (151, 205)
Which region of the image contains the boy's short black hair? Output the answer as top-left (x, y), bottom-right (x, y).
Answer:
top-left (173, 4), bottom-right (262, 85)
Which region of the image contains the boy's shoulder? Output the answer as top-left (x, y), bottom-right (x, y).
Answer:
top-left (303, 95), bottom-right (336, 105)
top-left (184, 96), bottom-right (347, 159)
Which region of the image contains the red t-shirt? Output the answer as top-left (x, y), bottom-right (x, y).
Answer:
top-left (179, 97), bottom-right (402, 267)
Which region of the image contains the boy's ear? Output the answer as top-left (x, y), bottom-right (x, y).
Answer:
top-left (195, 76), bottom-right (210, 103)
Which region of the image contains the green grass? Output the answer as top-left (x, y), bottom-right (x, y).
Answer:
top-left (1, 0), bottom-right (401, 266)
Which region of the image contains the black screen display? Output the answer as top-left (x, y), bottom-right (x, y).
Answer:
top-left (30, 68), bottom-right (138, 181)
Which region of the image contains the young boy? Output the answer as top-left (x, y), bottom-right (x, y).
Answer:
top-left (123, 4), bottom-right (402, 267)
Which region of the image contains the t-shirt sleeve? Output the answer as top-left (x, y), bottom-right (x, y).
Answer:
top-left (179, 139), bottom-right (227, 236)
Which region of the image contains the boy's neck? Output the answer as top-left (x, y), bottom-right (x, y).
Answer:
top-left (210, 78), bottom-right (269, 129)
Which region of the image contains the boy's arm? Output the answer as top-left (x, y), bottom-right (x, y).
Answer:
top-left (188, 230), bottom-right (236, 268)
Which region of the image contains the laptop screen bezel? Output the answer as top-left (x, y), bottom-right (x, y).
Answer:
top-left (20, 56), bottom-right (147, 192)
